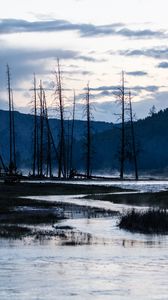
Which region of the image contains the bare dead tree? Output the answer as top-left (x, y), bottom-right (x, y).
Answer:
top-left (115, 71), bottom-right (139, 179)
top-left (7, 64), bottom-right (16, 174)
top-left (66, 118), bottom-right (71, 178)
top-left (85, 83), bottom-right (92, 179)
top-left (54, 59), bottom-right (66, 178)
top-left (69, 91), bottom-right (76, 177)
top-left (42, 89), bottom-right (52, 177)
top-left (32, 74), bottom-right (37, 176)
top-left (39, 80), bottom-right (44, 177)
top-left (36, 121), bottom-right (40, 176)
top-left (0, 155), bottom-right (7, 174)
top-left (7, 64), bottom-right (13, 171)
top-left (116, 71), bottom-right (126, 179)
top-left (44, 109), bottom-right (60, 176)
top-left (128, 91), bottom-right (138, 180)
top-left (11, 90), bottom-right (16, 171)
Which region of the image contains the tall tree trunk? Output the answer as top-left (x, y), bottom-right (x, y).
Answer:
top-left (55, 59), bottom-right (66, 178)
top-left (43, 90), bottom-right (52, 177)
top-left (120, 71), bottom-right (125, 180)
top-left (7, 64), bottom-right (16, 174)
top-left (32, 74), bottom-right (37, 176)
top-left (39, 80), bottom-right (44, 177)
top-left (11, 90), bottom-right (16, 172)
top-left (86, 83), bottom-right (91, 179)
top-left (129, 91), bottom-right (138, 180)
top-left (69, 91), bottom-right (76, 176)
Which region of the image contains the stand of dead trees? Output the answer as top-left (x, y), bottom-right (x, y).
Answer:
top-left (0, 61), bottom-right (140, 180)
top-left (31, 76), bottom-right (58, 178)
top-left (116, 71), bottom-right (138, 180)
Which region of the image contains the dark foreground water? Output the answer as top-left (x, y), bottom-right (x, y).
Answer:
top-left (1, 181), bottom-right (168, 299)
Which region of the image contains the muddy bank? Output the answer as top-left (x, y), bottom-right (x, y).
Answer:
top-left (1, 181), bottom-right (168, 239)
top-left (82, 190), bottom-right (168, 208)
top-left (0, 181), bottom-right (125, 199)
top-left (0, 181), bottom-right (119, 239)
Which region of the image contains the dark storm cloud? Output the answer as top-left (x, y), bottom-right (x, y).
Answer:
top-left (157, 61), bottom-right (168, 68)
top-left (0, 18), bottom-right (166, 39)
top-left (119, 48), bottom-right (168, 59)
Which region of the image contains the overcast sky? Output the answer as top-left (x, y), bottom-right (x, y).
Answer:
top-left (0, 0), bottom-right (168, 122)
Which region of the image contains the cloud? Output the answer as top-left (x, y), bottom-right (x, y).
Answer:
top-left (88, 85), bottom-right (119, 92)
top-left (63, 69), bottom-right (94, 76)
top-left (119, 47), bottom-right (168, 59)
top-left (79, 91), bottom-right (168, 122)
top-left (157, 61), bottom-right (168, 68)
top-left (0, 47), bottom-right (95, 64)
top-left (0, 46), bottom-right (99, 87)
top-left (126, 71), bottom-right (148, 76)
top-left (0, 98), bottom-right (9, 111)
top-left (3, 90), bottom-right (167, 123)
top-left (0, 18), bottom-right (166, 39)
top-left (0, 18), bottom-right (77, 34)
top-left (132, 91), bottom-right (168, 119)
top-left (116, 28), bottom-right (165, 39)
top-left (133, 85), bottom-right (159, 93)
top-left (76, 55), bottom-right (105, 62)
top-left (88, 84), bottom-right (159, 94)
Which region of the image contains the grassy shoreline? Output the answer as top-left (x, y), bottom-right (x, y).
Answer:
top-left (82, 191), bottom-right (168, 208)
top-left (0, 181), bottom-right (168, 238)
top-left (0, 181), bottom-right (120, 239)
top-left (0, 181), bottom-right (125, 198)
top-left (118, 209), bottom-right (168, 234)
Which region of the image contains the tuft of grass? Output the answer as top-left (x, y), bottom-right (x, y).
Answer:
top-left (118, 208), bottom-right (168, 234)
top-left (0, 225), bottom-right (32, 238)
top-left (0, 210), bottom-right (64, 225)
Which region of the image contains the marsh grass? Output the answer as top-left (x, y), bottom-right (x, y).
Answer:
top-left (119, 208), bottom-right (168, 234)
top-left (0, 210), bottom-right (63, 225)
top-left (0, 225), bottom-right (32, 238)
top-left (0, 182), bottom-right (118, 239)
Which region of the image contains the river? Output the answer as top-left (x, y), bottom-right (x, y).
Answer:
top-left (0, 180), bottom-right (168, 299)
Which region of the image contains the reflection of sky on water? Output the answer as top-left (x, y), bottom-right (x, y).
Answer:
top-left (0, 223), bottom-right (168, 300)
top-left (1, 181), bottom-right (168, 299)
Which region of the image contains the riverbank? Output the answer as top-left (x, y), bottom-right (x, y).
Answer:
top-left (0, 181), bottom-right (120, 239)
top-left (0, 181), bottom-right (125, 198)
top-left (1, 181), bottom-right (168, 238)
top-left (82, 190), bottom-right (168, 208)
top-left (118, 208), bottom-right (168, 234)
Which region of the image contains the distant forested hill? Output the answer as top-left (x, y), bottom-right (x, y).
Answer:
top-left (86, 109), bottom-right (168, 174)
top-left (0, 109), bottom-right (112, 170)
top-left (0, 108), bottom-right (168, 175)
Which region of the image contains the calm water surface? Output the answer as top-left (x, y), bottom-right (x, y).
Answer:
top-left (1, 180), bottom-right (168, 299)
